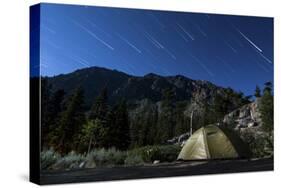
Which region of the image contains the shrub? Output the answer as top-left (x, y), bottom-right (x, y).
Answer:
top-left (52, 151), bottom-right (85, 170)
top-left (251, 134), bottom-right (273, 157)
top-left (242, 130), bottom-right (273, 158)
top-left (86, 148), bottom-right (126, 167)
top-left (41, 145), bottom-right (181, 170)
top-left (40, 148), bottom-right (61, 170)
top-left (124, 154), bottom-right (144, 166)
top-left (158, 145), bottom-right (181, 162)
top-left (129, 146), bottom-right (160, 162)
top-left (129, 145), bottom-right (181, 163)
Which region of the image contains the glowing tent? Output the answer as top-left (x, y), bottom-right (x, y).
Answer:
top-left (177, 124), bottom-right (251, 160)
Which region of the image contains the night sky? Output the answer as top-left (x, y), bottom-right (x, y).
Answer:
top-left (35, 3), bottom-right (273, 96)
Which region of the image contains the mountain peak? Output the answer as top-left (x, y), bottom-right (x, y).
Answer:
top-left (87, 66), bottom-right (114, 72)
top-left (144, 73), bottom-right (160, 78)
top-left (72, 66), bottom-right (131, 76)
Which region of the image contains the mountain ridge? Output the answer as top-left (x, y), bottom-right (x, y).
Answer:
top-left (46, 66), bottom-right (246, 112)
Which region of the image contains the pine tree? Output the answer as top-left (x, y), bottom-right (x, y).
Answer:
top-left (145, 108), bottom-right (158, 145)
top-left (41, 78), bottom-right (52, 148)
top-left (115, 99), bottom-right (131, 150)
top-left (201, 100), bottom-right (213, 126)
top-left (129, 111), bottom-right (141, 147)
top-left (44, 89), bottom-right (65, 148)
top-left (55, 87), bottom-right (86, 154)
top-left (174, 102), bottom-right (188, 135)
top-left (136, 115), bottom-right (147, 146)
top-left (264, 82), bottom-right (273, 93)
top-left (108, 99), bottom-right (130, 150)
top-left (260, 82), bottom-right (273, 132)
top-left (89, 87), bottom-right (108, 122)
top-left (158, 88), bottom-right (175, 143)
top-left (213, 93), bottom-right (226, 122)
top-left (255, 85), bottom-right (261, 98)
top-left (88, 87), bottom-right (109, 148)
top-left (211, 89), bottom-right (247, 123)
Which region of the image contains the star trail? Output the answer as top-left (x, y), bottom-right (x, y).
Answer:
top-left (236, 28), bottom-right (263, 52)
top-left (35, 3), bottom-right (273, 95)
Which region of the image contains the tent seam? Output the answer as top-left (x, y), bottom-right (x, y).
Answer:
top-left (202, 127), bottom-right (211, 159)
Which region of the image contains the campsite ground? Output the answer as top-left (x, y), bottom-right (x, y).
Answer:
top-left (40, 157), bottom-right (273, 185)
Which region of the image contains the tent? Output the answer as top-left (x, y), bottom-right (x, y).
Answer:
top-left (177, 124), bottom-right (251, 160)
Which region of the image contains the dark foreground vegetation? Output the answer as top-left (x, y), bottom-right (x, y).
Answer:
top-left (41, 145), bottom-right (181, 170)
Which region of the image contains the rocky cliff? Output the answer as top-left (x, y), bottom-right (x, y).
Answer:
top-left (223, 99), bottom-right (273, 157)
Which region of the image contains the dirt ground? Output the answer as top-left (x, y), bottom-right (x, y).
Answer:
top-left (40, 158), bottom-right (273, 185)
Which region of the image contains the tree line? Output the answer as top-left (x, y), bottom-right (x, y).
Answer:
top-left (41, 78), bottom-right (272, 155)
top-left (130, 87), bottom-right (251, 147)
top-left (41, 79), bottom-right (130, 154)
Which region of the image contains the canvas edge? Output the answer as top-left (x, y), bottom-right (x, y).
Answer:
top-left (30, 3), bottom-right (41, 185)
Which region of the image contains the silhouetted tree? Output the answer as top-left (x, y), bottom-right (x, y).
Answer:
top-left (89, 87), bottom-right (108, 122)
top-left (87, 87), bottom-right (110, 148)
top-left (260, 82), bottom-right (273, 132)
top-left (114, 99), bottom-right (130, 150)
top-left (174, 102), bottom-right (190, 135)
top-left (44, 89), bottom-right (65, 148)
top-left (255, 85), bottom-right (261, 98)
top-left (264, 82), bottom-right (273, 94)
top-left (55, 87), bottom-right (86, 154)
top-left (106, 99), bottom-right (130, 150)
top-left (213, 93), bottom-right (226, 122)
top-left (41, 78), bottom-right (52, 148)
top-left (157, 88), bottom-right (175, 142)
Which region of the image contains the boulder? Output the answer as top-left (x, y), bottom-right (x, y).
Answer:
top-left (167, 132), bottom-right (190, 145)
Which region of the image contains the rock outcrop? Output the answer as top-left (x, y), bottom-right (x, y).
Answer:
top-left (223, 98), bottom-right (262, 130)
top-left (223, 99), bottom-right (273, 157)
top-left (167, 132), bottom-right (190, 146)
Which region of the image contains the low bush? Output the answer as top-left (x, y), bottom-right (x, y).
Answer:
top-left (86, 148), bottom-right (126, 167)
top-left (124, 154), bottom-right (144, 166)
top-left (52, 151), bottom-right (85, 170)
top-left (240, 128), bottom-right (273, 158)
top-left (40, 145), bottom-right (181, 170)
top-left (157, 145), bottom-right (181, 162)
top-left (40, 148), bottom-right (61, 170)
top-left (129, 145), bottom-right (181, 163)
top-left (247, 133), bottom-right (273, 158)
